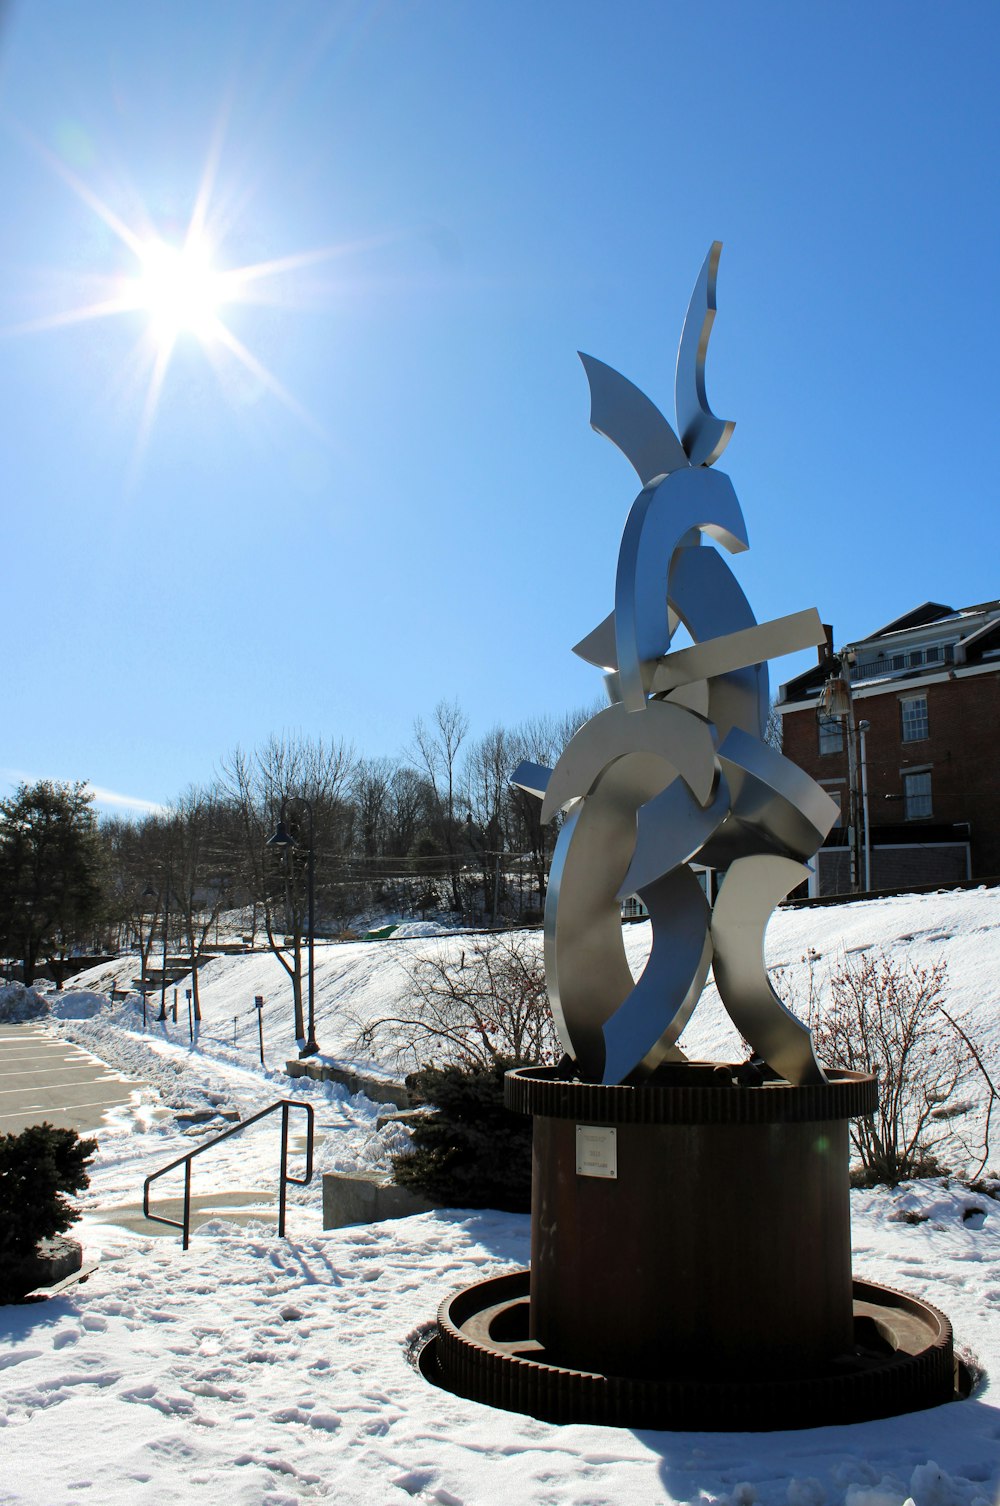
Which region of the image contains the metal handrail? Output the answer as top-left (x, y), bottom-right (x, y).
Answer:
top-left (143, 1098), bottom-right (314, 1250)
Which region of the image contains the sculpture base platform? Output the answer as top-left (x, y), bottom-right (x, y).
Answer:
top-left (418, 1066), bottom-right (961, 1430)
top-left (422, 1270), bottom-right (960, 1431)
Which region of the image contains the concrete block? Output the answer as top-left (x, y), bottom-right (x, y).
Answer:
top-left (284, 1062), bottom-right (410, 1108)
top-left (322, 1172), bottom-right (437, 1229)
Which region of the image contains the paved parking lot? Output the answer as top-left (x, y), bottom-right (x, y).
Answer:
top-left (0, 1022), bottom-right (145, 1136)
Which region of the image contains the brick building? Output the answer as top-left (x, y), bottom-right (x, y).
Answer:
top-left (776, 600), bottom-right (1000, 896)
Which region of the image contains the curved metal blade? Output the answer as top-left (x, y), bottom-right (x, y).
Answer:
top-left (718, 725), bottom-right (840, 861)
top-left (541, 698), bottom-right (718, 824)
top-left (711, 854), bottom-right (826, 1085)
top-left (602, 865), bottom-right (712, 1085)
top-left (614, 467), bottom-right (748, 710)
top-left (617, 768), bottom-right (730, 898)
top-left (544, 753), bottom-right (678, 1078)
top-left (674, 241), bottom-right (735, 467)
top-left (579, 352), bottom-right (689, 484)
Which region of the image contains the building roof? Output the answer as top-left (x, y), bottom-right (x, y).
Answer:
top-left (777, 598), bottom-right (1000, 707)
top-left (866, 602), bottom-right (955, 639)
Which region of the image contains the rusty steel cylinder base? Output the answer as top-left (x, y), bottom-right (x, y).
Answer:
top-left (424, 1066), bottom-right (960, 1431)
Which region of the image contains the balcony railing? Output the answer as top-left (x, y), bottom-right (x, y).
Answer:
top-left (850, 649), bottom-right (949, 683)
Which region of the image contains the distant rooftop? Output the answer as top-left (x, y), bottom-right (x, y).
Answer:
top-left (778, 598), bottom-right (1000, 705)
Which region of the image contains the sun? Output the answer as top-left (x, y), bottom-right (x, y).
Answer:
top-left (134, 236), bottom-right (226, 346)
top-left (3, 129), bottom-right (348, 464)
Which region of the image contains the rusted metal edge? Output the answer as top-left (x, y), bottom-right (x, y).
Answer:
top-left (429, 1268), bottom-right (957, 1432)
top-left (505, 1065), bottom-right (877, 1124)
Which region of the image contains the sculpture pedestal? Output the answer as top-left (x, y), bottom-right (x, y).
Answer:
top-left (424, 1066), bottom-right (960, 1431)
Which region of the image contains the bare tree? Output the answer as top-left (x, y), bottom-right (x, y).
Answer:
top-left (351, 932), bottom-right (559, 1071)
top-left (165, 788), bottom-right (234, 1023)
top-left (219, 735), bottom-right (355, 1042)
top-left (462, 725), bottom-right (515, 922)
top-left (411, 699), bottom-right (469, 911)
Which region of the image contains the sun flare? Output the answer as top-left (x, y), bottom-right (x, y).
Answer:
top-left (4, 129), bottom-right (348, 468)
top-left (134, 237), bottom-right (226, 345)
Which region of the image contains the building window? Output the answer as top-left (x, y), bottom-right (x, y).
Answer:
top-left (900, 695), bottom-right (928, 742)
top-left (819, 784), bottom-right (843, 827)
top-left (903, 770), bottom-right (932, 820)
top-left (818, 715), bottom-right (843, 755)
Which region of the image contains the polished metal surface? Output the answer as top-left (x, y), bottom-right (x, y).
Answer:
top-left (710, 856), bottom-right (825, 1084)
top-left (674, 240), bottom-right (735, 468)
top-left (578, 352), bottom-right (688, 484)
top-left (514, 245), bottom-right (837, 1084)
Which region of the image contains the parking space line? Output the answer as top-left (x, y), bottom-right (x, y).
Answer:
top-left (0, 1096), bottom-right (135, 1122)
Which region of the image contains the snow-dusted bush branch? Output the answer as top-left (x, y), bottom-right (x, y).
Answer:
top-left (351, 932), bottom-right (559, 1071)
top-left (813, 949), bottom-right (991, 1185)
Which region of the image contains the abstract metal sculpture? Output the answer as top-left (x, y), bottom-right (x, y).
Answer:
top-left (421, 249), bottom-right (961, 1432)
top-left (513, 242), bottom-right (839, 1087)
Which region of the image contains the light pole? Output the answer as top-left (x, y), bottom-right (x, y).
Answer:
top-left (140, 884), bottom-right (158, 1029)
top-left (267, 798), bottom-right (319, 1058)
top-left (818, 655), bottom-right (863, 894)
top-left (858, 719), bottom-right (872, 892)
top-left (158, 875), bottom-right (172, 1023)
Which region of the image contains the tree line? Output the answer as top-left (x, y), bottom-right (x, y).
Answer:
top-left (0, 699), bottom-right (598, 1015)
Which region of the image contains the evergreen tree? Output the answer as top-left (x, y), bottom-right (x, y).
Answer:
top-left (0, 1123), bottom-right (96, 1297)
top-left (392, 1061), bottom-right (532, 1212)
top-left (0, 781), bottom-right (104, 984)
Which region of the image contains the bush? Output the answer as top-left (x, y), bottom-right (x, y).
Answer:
top-left (0, 1123), bottom-right (97, 1277)
top-left (813, 950), bottom-right (989, 1186)
top-left (392, 1060), bottom-right (532, 1212)
top-left (353, 931), bottom-right (559, 1072)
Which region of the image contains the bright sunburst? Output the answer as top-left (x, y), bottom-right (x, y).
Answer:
top-left (6, 128), bottom-right (354, 466)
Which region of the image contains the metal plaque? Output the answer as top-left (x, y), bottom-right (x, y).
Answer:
top-left (576, 1125), bottom-right (618, 1179)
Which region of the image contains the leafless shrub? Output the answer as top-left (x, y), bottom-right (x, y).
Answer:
top-left (351, 932), bottom-right (559, 1072)
top-left (813, 949), bottom-right (994, 1186)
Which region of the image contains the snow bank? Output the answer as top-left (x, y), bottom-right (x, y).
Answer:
top-left (48, 989), bottom-right (112, 1020)
top-left (0, 983), bottom-right (49, 1022)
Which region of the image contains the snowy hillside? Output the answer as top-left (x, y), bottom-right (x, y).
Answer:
top-left (65, 882), bottom-right (1000, 1097)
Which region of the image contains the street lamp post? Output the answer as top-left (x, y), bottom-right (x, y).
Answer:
top-left (267, 798), bottom-right (319, 1058)
top-left (858, 719), bottom-right (872, 892)
top-left (159, 878), bottom-right (171, 1022)
top-left (818, 655), bottom-right (863, 894)
top-left (140, 883), bottom-right (158, 1029)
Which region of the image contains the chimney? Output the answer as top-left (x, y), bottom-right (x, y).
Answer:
top-left (818, 624), bottom-right (834, 666)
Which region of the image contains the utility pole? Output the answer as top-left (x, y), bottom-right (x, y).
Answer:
top-left (819, 653), bottom-right (864, 895)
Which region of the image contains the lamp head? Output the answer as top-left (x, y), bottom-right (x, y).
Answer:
top-left (266, 819), bottom-right (296, 850)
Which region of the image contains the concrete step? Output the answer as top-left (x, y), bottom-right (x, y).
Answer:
top-left (93, 1189), bottom-right (277, 1237)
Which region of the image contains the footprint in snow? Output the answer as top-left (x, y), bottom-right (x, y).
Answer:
top-left (0, 1349), bottom-right (43, 1370)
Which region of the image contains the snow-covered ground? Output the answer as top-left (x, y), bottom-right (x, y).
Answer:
top-left (1, 888), bottom-right (1000, 1505)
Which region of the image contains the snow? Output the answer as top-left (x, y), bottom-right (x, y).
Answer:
top-left (2, 887), bottom-right (1000, 1504)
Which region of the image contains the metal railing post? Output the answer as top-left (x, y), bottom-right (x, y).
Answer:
top-left (143, 1099), bottom-right (314, 1250)
top-left (278, 1101), bottom-right (290, 1237)
top-left (183, 1158), bottom-right (192, 1251)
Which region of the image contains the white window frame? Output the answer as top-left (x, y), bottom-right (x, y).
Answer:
top-left (818, 714), bottom-right (843, 755)
top-left (902, 768), bottom-right (932, 820)
top-left (900, 694), bottom-right (929, 743)
top-left (819, 778), bottom-right (845, 828)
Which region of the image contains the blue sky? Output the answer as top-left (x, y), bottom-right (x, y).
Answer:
top-left (2, 1), bottom-right (998, 814)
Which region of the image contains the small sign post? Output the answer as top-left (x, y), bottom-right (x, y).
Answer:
top-left (254, 995), bottom-right (265, 1065)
